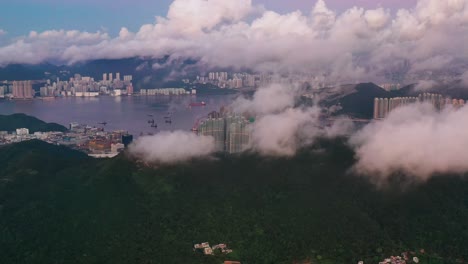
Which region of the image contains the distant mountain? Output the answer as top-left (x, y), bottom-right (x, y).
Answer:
top-left (322, 83), bottom-right (389, 118)
top-left (0, 63), bottom-right (61, 81)
top-left (0, 113), bottom-right (67, 133)
top-left (323, 80), bottom-right (468, 118)
top-left (0, 138), bottom-right (467, 263)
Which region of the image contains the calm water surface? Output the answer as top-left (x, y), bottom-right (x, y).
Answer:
top-left (0, 95), bottom-right (236, 137)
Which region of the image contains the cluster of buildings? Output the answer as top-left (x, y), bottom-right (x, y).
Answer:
top-left (374, 93), bottom-right (466, 119)
top-left (193, 242), bottom-right (233, 256)
top-left (192, 72), bottom-right (330, 89)
top-left (0, 124), bottom-right (133, 158)
top-left (40, 73), bottom-right (134, 98)
top-left (194, 110), bottom-right (252, 154)
top-left (0, 81), bottom-right (35, 99)
top-left (0, 73), bottom-right (134, 99)
top-left (379, 83), bottom-right (402, 91)
top-left (377, 252), bottom-right (421, 264)
top-left (139, 88), bottom-right (195, 96)
top-left (12, 81), bottom-right (34, 99)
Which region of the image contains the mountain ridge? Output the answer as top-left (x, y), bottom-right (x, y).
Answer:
top-left (0, 138), bottom-right (467, 263)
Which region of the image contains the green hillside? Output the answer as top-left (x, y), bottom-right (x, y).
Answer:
top-left (0, 139), bottom-right (467, 264)
top-left (0, 113), bottom-right (67, 133)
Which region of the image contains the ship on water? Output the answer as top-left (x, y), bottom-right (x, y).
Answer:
top-left (188, 101), bottom-right (206, 107)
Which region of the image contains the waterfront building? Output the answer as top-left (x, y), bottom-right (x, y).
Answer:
top-left (12, 81), bottom-right (33, 99)
top-left (140, 88), bottom-right (188, 96)
top-left (126, 85), bottom-right (134, 95)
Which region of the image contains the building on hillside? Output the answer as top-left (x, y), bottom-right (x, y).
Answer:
top-left (196, 113), bottom-right (251, 153)
top-left (373, 93), bottom-right (466, 119)
top-left (225, 115), bottom-right (250, 154)
top-left (16, 128), bottom-right (29, 135)
top-left (197, 117), bottom-right (226, 152)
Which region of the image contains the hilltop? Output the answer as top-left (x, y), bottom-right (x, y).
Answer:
top-left (322, 81), bottom-right (468, 118)
top-left (0, 113), bottom-right (67, 133)
top-left (0, 139), bottom-right (467, 263)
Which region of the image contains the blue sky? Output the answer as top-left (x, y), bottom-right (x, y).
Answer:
top-left (0, 0), bottom-right (417, 38)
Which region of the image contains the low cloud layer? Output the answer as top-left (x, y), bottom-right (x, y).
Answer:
top-left (232, 83), bottom-right (300, 114)
top-left (129, 83), bottom-right (353, 162)
top-left (234, 83), bottom-right (353, 156)
top-left (129, 130), bottom-right (215, 164)
top-left (129, 84), bottom-right (468, 182)
top-left (351, 104), bottom-right (468, 181)
top-left (1, 0), bottom-right (468, 82)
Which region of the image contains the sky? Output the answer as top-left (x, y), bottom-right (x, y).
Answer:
top-left (0, 0), bottom-right (466, 85)
top-left (0, 0), bottom-right (416, 37)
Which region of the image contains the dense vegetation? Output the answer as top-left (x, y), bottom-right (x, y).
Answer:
top-left (0, 139), bottom-right (467, 264)
top-left (0, 113), bottom-right (67, 133)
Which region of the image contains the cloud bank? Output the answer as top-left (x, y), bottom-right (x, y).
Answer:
top-left (351, 104), bottom-right (468, 181)
top-left (1, 0), bottom-right (468, 82)
top-left (129, 83), bottom-right (353, 162)
top-left (129, 83), bottom-right (468, 182)
top-left (129, 130), bottom-right (215, 164)
top-left (233, 83), bottom-right (353, 156)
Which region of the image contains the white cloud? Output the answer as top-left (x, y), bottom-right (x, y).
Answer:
top-left (232, 83), bottom-right (353, 156)
top-left (364, 8), bottom-right (390, 30)
top-left (351, 103), bottom-right (468, 181)
top-left (0, 0), bottom-right (467, 82)
top-left (129, 130), bottom-right (216, 164)
top-left (414, 79), bottom-right (438, 91)
top-left (250, 107), bottom-right (322, 156)
top-left (232, 83), bottom-right (300, 115)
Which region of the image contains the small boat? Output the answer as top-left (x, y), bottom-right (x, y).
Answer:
top-left (189, 101), bottom-right (206, 107)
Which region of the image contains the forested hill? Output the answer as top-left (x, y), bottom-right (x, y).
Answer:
top-left (0, 139), bottom-right (467, 264)
top-left (0, 113), bottom-right (67, 133)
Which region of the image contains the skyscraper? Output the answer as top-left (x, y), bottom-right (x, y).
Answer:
top-left (109, 73), bottom-right (113, 81)
top-left (103, 73), bottom-right (107, 81)
top-left (197, 113), bottom-right (251, 153)
top-left (126, 84), bottom-right (134, 95)
top-left (197, 117), bottom-right (226, 152)
top-left (225, 115), bottom-right (250, 154)
top-left (373, 98), bottom-right (379, 119)
top-left (12, 81), bottom-right (33, 99)
top-left (116, 72), bottom-right (120, 81)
